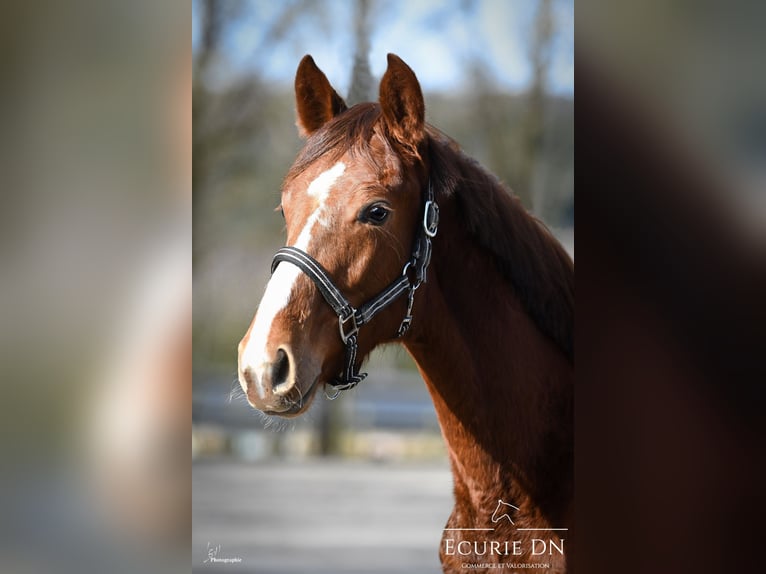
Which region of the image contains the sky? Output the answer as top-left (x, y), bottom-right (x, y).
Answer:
top-left (193, 0), bottom-right (573, 96)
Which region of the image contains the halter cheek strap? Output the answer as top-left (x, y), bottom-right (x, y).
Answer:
top-left (270, 180), bottom-right (439, 397)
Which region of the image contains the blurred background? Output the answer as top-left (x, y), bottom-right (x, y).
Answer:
top-left (576, 2), bottom-right (766, 574)
top-left (192, 0), bottom-right (572, 572)
top-left (1, 0), bottom-right (759, 572)
top-left (0, 2), bottom-right (190, 573)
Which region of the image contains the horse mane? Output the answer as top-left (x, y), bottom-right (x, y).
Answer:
top-left (285, 103), bottom-right (574, 362)
top-left (427, 129), bottom-right (574, 363)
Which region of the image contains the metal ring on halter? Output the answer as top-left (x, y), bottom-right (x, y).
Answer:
top-left (402, 260), bottom-right (423, 291)
top-left (423, 200), bottom-right (439, 238)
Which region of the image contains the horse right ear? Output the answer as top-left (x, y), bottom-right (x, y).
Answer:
top-left (294, 55), bottom-right (347, 138)
top-left (379, 53), bottom-right (425, 157)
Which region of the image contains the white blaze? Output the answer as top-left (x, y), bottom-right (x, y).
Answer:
top-left (239, 162), bottom-right (346, 397)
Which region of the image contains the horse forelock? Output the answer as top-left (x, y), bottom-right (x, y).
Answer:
top-left (285, 103), bottom-right (385, 186)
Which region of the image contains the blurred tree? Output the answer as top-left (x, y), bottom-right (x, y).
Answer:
top-left (348, 0), bottom-right (373, 105)
top-left (522, 0), bottom-right (554, 215)
top-left (193, 0), bottom-right (248, 265)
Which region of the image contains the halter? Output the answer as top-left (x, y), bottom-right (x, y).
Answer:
top-left (271, 180), bottom-right (439, 399)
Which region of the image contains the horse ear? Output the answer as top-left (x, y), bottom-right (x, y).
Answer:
top-left (295, 55), bottom-right (348, 138)
top-left (379, 54), bottom-right (425, 155)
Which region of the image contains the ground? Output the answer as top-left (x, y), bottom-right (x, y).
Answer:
top-left (193, 459), bottom-right (453, 574)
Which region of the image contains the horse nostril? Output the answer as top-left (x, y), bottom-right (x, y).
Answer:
top-left (271, 348), bottom-right (291, 392)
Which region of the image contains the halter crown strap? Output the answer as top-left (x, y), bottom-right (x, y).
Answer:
top-left (270, 179), bottom-right (438, 394)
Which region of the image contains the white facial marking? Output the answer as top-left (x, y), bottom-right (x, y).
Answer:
top-left (296, 160), bottom-right (346, 243)
top-left (240, 162), bottom-right (346, 398)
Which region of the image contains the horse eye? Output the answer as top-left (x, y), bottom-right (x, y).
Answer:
top-left (361, 203), bottom-right (390, 225)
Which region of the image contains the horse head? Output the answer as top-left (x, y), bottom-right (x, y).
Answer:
top-left (238, 54), bottom-right (430, 416)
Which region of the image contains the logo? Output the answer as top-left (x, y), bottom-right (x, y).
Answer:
top-left (204, 542), bottom-right (243, 565)
top-left (442, 498), bottom-right (568, 565)
top-left (491, 499), bottom-right (520, 525)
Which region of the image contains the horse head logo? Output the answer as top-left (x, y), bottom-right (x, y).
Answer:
top-left (491, 499), bottom-right (520, 525)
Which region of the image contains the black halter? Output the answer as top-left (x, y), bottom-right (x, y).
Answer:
top-left (270, 180), bottom-right (439, 398)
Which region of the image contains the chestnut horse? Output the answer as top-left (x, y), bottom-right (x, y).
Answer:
top-left (238, 54), bottom-right (573, 573)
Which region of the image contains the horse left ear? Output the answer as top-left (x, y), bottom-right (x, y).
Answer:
top-left (379, 54), bottom-right (425, 155)
top-left (295, 55), bottom-right (348, 138)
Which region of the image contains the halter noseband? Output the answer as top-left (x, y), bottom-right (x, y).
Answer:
top-left (271, 180), bottom-right (439, 398)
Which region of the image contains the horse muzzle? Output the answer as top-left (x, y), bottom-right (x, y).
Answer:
top-left (238, 344), bottom-right (316, 416)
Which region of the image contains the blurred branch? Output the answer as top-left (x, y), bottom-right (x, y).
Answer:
top-left (347, 0), bottom-right (373, 105)
top-left (256, 0), bottom-right (329, 51)
top-left (522, 0), bottom-right (554, 215)
top-left (197, 0), bottom-right (222, 71)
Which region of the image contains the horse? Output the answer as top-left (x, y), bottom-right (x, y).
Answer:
top-left (237, 54), bottom-right (573, 573)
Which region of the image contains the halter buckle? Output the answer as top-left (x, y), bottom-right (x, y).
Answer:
top-left (338, 312), bottom-right (359, 344)
top-left (396, 286), bottom-right (417, 337)
top-left (396, 316), bottom-right (412, 337)
top-left (423, 200), bottom-right (439, 238)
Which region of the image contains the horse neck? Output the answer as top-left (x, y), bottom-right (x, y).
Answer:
top-left (403, 179), bottom-right (573, 527)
